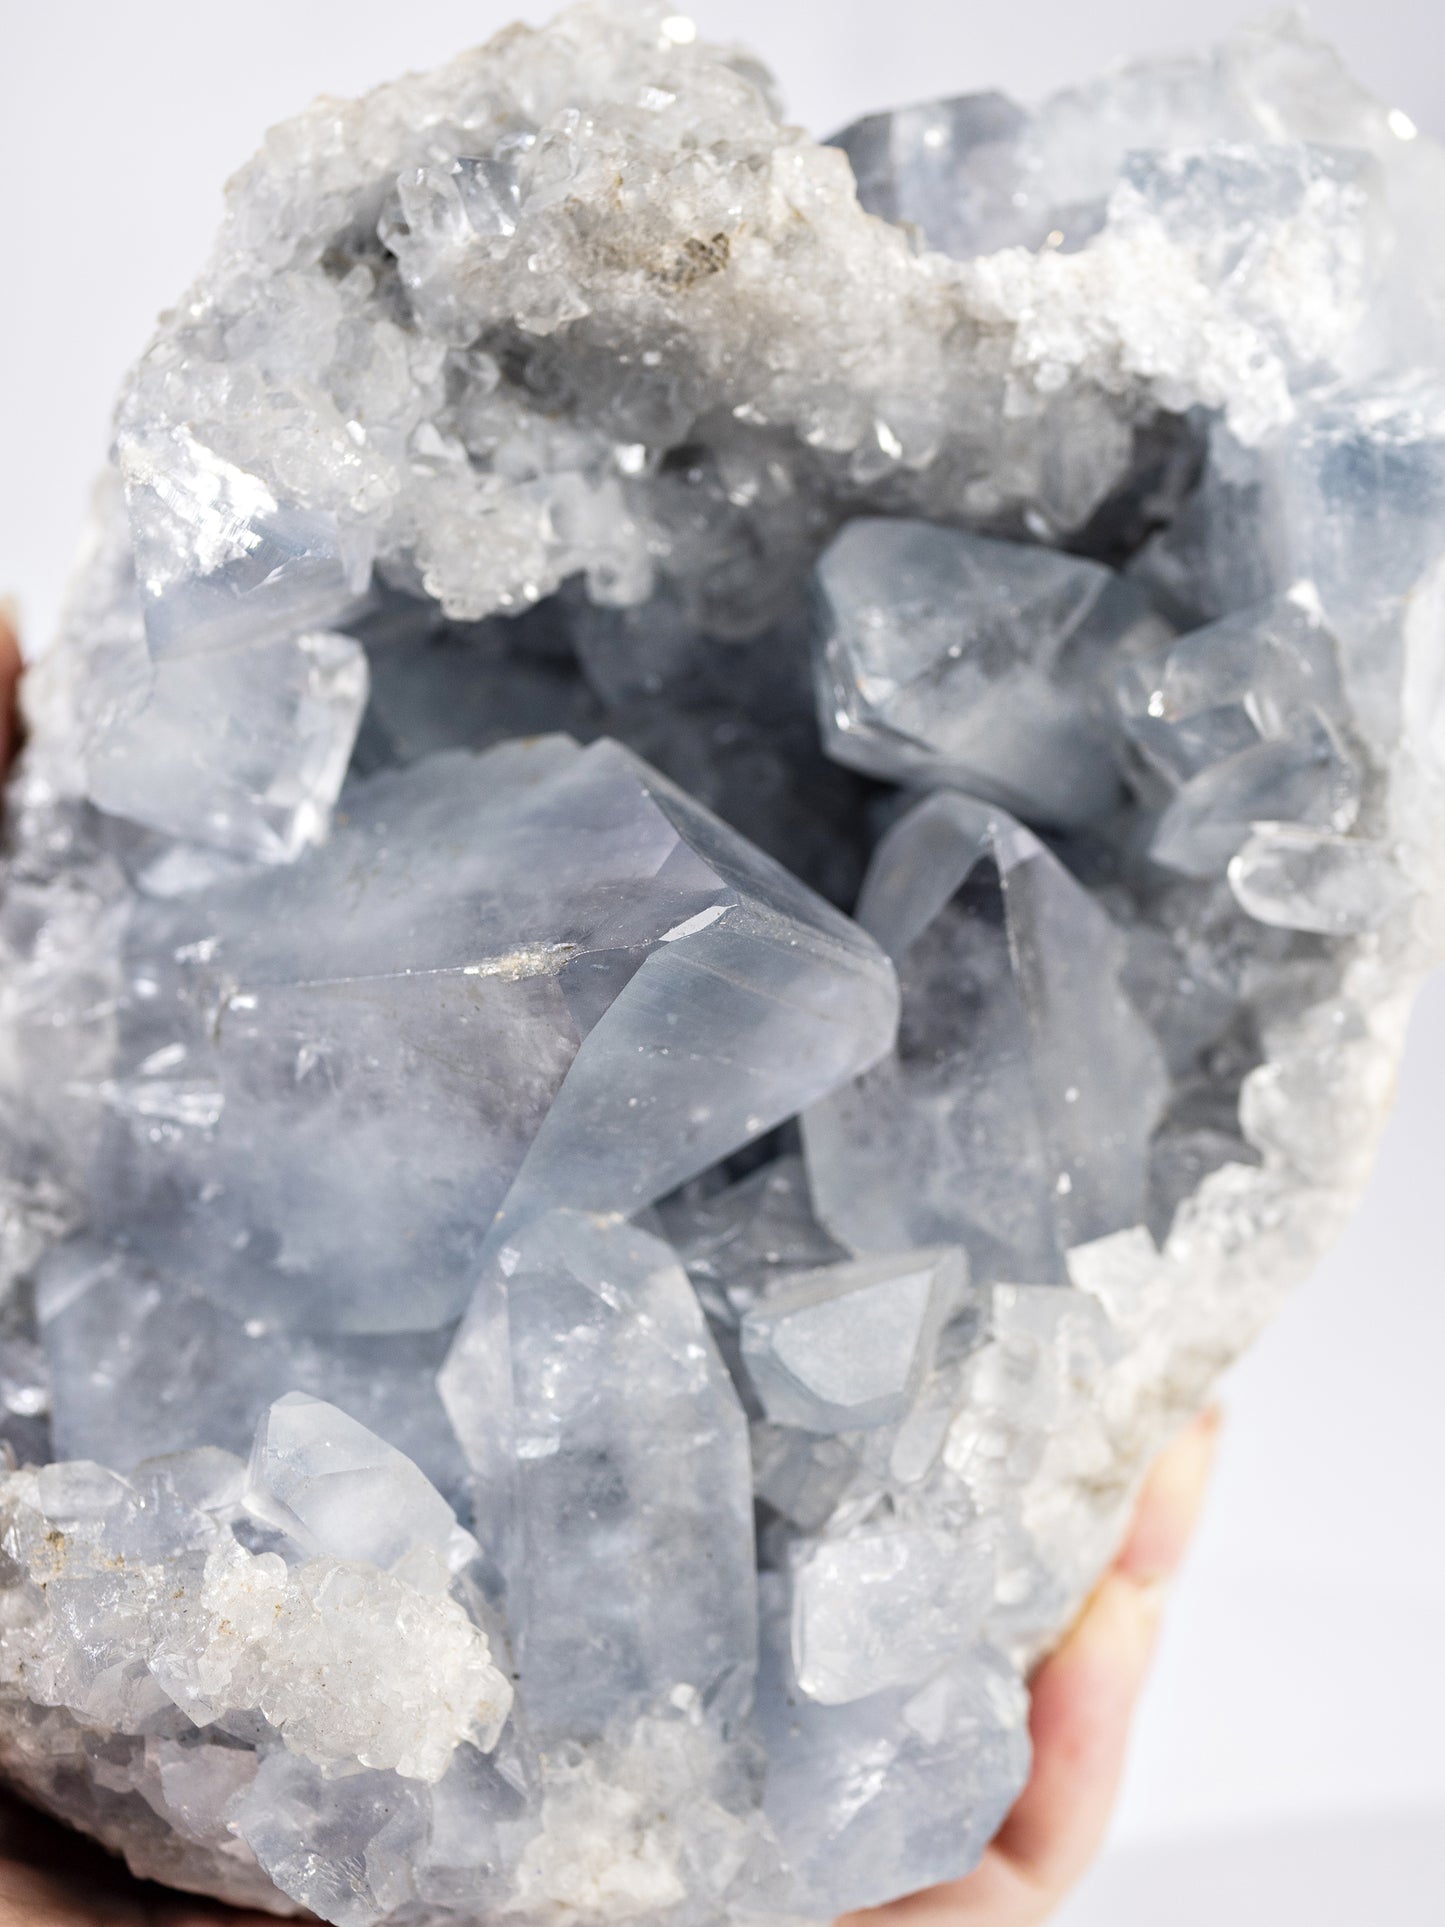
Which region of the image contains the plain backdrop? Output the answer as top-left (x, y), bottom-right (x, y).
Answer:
top-left (2, 5), bottom-right (1443, 1922)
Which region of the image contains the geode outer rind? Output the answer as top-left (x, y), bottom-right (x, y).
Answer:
top-left (2, 5), bottom-right (1444, 1923)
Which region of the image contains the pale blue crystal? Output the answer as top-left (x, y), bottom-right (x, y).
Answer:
top-left (1117, 589), bottom-right (1361, 875)
top-left (244, 1392), bottom-right (478, 1580)
top-left (790, 1521), bottom-right (995, 1703)
top-left (75, 735), bottom-right (895, 1338)
top-left (831, 92), bottom-right (1041, 257)
top-left (121, 429), bottom-right (372, 661)
top-left (440, 1210), bottom-right (755, 1742)
top-left (813, 518), bottom-right (1149, 826)
top-left (70, 484), bottom-right (368, 862)
top-left (755, 1577), bottom-right (1030, 1915)
top-left (36, 1238), bottom-right (465, 1496)
top-left (453, 153), bottom-right (524, 238)
top-left (1277, 374), bottom-right (1445, 742)
top-left (740, 1247), bottom-right (966, 1434)
top-left (658, 1153), bottom-right (848, 1336)
top-left (2, 12), bottom-right (1440, 1924)
top-left (1150, 717), bottom-right (1359, 877)
top-left (235, 1755), bottom-right (430, 1927)
top-left (86, 627), bottom-right (368, 861)
top-left (1227, 824), bottom-right (1408, 933)
top-left (804, 792), bottom-right (1167, 1280)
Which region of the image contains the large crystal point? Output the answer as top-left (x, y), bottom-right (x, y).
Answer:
top-left (440, 1211), bottom-right (755, 1743)
top-left (804, 792), bottom-right (1167, 1279)
top-left (489, 750), bottom-right (900, 1235)
top-left (812, 518), bottom-right (1149, 826)
top-left (76, 735), bottom-right (896, 1338)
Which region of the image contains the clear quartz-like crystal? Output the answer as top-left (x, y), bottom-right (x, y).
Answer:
top-left (1227, 824), bottom-right (1409, 933)
top-left (441, 1210), bottom-right (756, 1743)
top-left (813, 517), bottom-right (1152, 825)
top-left (740, 1247), bottom-right (967, 1434)
top-left (67, 734), bottom-right (894, 1344)
top-left (1, 7), bottom-right (1443, 1924)
top-left (804, 792), bottom-right (1168, 1282)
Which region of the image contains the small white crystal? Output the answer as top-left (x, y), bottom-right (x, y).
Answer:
top-left (1228, 824), bottom-right (1409, 933)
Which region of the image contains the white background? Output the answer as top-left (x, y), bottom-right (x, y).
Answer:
top-left (2, 4), bottom-right (1443, 1921)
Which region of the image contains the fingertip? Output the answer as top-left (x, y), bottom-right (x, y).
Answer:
top-left (989, 1567), bottom-right (1159, 1898)
top-left (0, 602), bottom-right (22, 776)
top-left (151, 1911), bottom-right (282, 1926)
top-left (1115, 1405), bottom-right (1221, 1589)
top-left (986, 1411), bottom-right (1222, 1900)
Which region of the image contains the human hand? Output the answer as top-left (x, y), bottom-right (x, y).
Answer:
top-left (0, 1797), bottom-right (284, 1927)
top-left (839, 1407), bottom-right (1221, 1927)
top-left (0, 606), bottom-right (19, 771)
top-left (0, 616), bottom-right (1218, 1925)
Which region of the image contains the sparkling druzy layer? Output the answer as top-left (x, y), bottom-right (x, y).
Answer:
top-left (1, 6), bottom-right (1444, 1923)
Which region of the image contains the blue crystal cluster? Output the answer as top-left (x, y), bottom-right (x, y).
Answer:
top-left (0, 7), bottom-right (1442, 1923)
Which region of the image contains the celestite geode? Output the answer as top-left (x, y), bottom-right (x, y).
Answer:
top-left (2, 6), bottom-right (1443, 1922)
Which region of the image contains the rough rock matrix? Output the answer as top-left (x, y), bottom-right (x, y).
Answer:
top-left (2, 6), bottom-right (1444, 1922)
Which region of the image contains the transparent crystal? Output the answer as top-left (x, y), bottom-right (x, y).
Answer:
top-left (804, 793), bottom-right (1168, 1282)
top-left (1227, 824), bottom-right (1408, 933)
top-left (790, 1522), bottom-right (995, 1703)
top-left (740, 1247), bottom-right (966, 1434)
top-left (440, 1211), bottom-right (755, 1743)
top-left (1, 7), bottom-right (1442, 1924)
top-left (813, 517), bottom-right (1154, 825)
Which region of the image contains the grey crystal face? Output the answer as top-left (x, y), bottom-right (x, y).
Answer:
top-left (75, 734), bottom-right (895, 1339)
top-left (3, 8), bottom-right (1444, 1927)
top-left (831, 88), bottom-right (1098, 257)
top-left (812, 517), bottom-right (1147, 826)
top-left (441, 1210), bottom-right (757, 1743)
top-left (122, 430), bottom-right (373, 661)
top-left (740, 1246), bottom-right (966, 1434)
top-left (1117, 587), bottom-right (1362, 878)
top-left (804, 794), bottom-right (1168, 1285)
top-left (755, 1575), bottom-right (1030, 1915)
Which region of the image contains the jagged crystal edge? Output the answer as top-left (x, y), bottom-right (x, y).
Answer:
top-left (0, 3), bottom-right (1443, 1923)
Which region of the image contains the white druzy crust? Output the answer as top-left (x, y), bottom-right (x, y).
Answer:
top-left (1, 5), bottom-right (1443, 1922)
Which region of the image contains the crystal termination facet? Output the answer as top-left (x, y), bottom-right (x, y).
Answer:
top-left (1, 6), bottom-right (1443, 1923)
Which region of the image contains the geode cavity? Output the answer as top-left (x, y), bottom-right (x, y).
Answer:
top-left (1, 6), bottom-right (1443, 1923)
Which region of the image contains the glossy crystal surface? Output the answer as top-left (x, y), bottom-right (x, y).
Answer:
top-left (1, 6), bottom-right (1443, 1923)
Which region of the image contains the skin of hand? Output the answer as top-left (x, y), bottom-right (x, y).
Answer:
top-left (0, 618), bottom-right (1220, 1926)
top-left (0, 611), bottom-right (19, 772)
